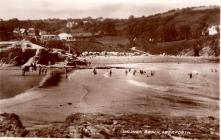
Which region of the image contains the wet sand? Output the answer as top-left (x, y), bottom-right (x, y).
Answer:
top-left (0, 59), bottom-right (219, 130)
top-left (0, 67), bottom-right (44, 99)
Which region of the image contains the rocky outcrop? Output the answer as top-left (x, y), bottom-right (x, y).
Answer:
top-left (0, 113), bottom-right (219, 139)
top-left (0, 113), bottom-right (28, 137)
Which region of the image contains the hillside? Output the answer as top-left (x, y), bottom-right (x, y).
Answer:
top-left (0, 6), bottom-right (220, 56)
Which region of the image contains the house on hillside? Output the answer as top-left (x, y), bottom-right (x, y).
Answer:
top-left (202, 25), bottom-right (220, 36)
top-left (20, 28), bottom-right (26, 35)
top-left (66, 21), bottom-right (78, 28)
top-left (40, 34), bottom-right (59, 41)
top-left (13, 28), bottom-right (27, 39)
top-left (58, 33), bottom-right (73, 41)
top-left (39, 30), bottom-right (47, 36)
top-left (13, 28), bottom-right (21, 37)
top-left (27, 28), bottom-right (36, 38)
top-left (208, 25), bottom-right (220, 36)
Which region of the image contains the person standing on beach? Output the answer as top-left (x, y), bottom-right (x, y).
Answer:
top-left (65, 67), bottom-right (68, 78)
top-left (189, 73), bottom-right (193, 79)
top-left (30, 63), bottom-right (34, 71)
top-left (39, 66), bottom-right (42, 75)
top-left (45, 68), bottom-right (47, 74)
top-left (140, 70), bottom-right (143, 75)
top-left (150, 71), bottom-right (154, 76)
top-left (41, 68), bottom-right (45, 74)
top-left (22, 67), bottom-right (26, 76)
top-left (33, 63), bottom-right (37, 71)
top-left (125, 70), bottom-right (128, 75)
top-left (133, 70), bottom-right (136, 76)
top-left (93, 68), bottom-right (97, 75)
top-left (109, 69), bottom-right (112, 77)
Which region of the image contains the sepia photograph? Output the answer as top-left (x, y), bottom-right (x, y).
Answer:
top-left (0, 0), bottom-right (220, 139)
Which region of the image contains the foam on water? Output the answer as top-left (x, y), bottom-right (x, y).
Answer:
top-left (103, 72), bottom-right (110, 78)
top-left (192, 70), bottom-right (199, 74)
top-left (107, 63), bottom-right (159, 70)
top-left (128, 79), bottom-right (170, 92)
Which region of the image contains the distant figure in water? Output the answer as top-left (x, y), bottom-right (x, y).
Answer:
top-left (129, 68), bottom-right (131, 72)
top-left (109, 69), bottom-right (112, 77)
top-left (65, 67), bottom-right (68, 78)
top-left (140, 70), bottom-right (143, 75)
top-left (133, 70), bottom-right (136, 76)
top-left (189, 73), bottom-right (192, 79)
top-left (88, 61), bottom-right (91, 66)
top-left (125, 70), bottom-right (128, 75)
top-left (93, 68), bottom-right (97, 75)
top-left (150, 71), bottom-right (154, 76)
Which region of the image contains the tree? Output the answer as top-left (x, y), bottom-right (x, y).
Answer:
top-left (163, 23), bottom-right (178, 42)
top-left (175, 24), bottom-right (190, 40)
top-left (194, 44), bottom-right (200, 56)
top-left (190, 23), bottom-right (204, 39)
top-left (99, 19), bottom-right (116, 35)
top-left (128, 15), bottom-right (135, 22)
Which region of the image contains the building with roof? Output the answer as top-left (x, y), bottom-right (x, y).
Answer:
top-left (27, 28), bottom-right (36, 37)
top-left (58, 33), bottom-right (73, 41)
top-left (40, 35), bottom-right (59, 41)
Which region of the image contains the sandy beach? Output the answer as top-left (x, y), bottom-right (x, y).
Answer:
top-left (0, 56), bottom-right (219, 131)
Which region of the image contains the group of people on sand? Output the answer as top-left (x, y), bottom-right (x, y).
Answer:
top-left (92, 68), bottom-right (155, 78)
top-left (127, 68), bottom-right (155, 77)
top-left (38, 66), bottom-right (47, 76)
top-left (22, 63), bottom-right (37, 76)
top-left (188, 68), bottom-right (218, 79)
top-left (22, 63), bottom-right (48, 76)
top-left (211, 68), bottom-right (218, 73)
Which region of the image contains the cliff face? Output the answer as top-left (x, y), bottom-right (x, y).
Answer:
top-left (179, 36), bottom-right (220, 56)
top-left (0, 113), bottom-right (219, 139)
top-left (0, 41), bottom-right (78, 66)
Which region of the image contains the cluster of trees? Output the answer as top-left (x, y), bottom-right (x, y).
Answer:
top-left (0, 6), bottom-right (219, 43)
top-left (0, 18), bottom-right (68, 40)
top-left (0, 17), bottom-right (118, 40)
top-left (82, 18), bottom-right (117, 36)
top-left (125, 10), bottom-right (219, 43)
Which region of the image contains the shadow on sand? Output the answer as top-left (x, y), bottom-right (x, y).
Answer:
top-left (38, 71), bottom-right (64, 88)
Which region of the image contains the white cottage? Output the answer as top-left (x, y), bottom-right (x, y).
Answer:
top-left (208, 25), bottom-right (220, 36)
top-left (58, 33), bottom-right (73, 41)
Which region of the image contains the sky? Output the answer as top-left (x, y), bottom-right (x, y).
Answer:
top-left (0, 0), bottom-right (220, 20)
